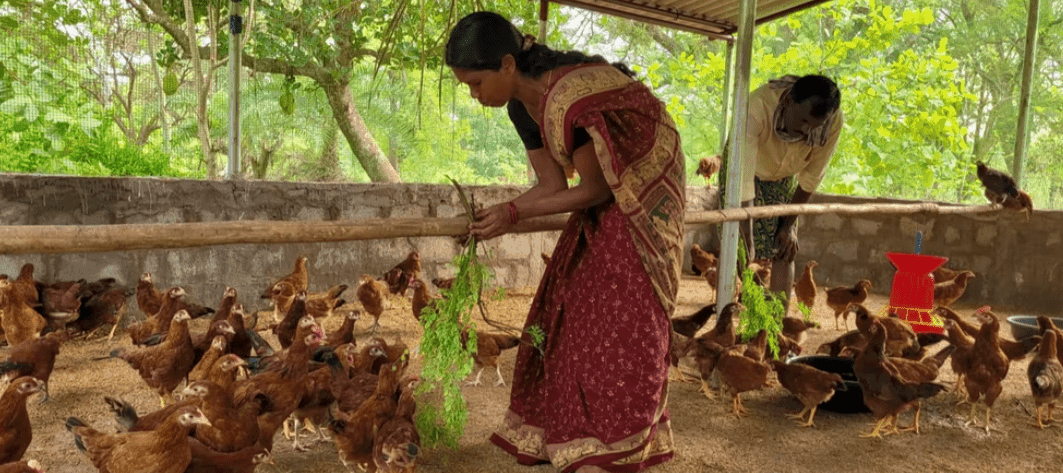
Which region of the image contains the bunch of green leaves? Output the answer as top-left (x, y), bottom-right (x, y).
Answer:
top-left (415, 239), bottom-right (490, 449)
top-left (734, 243), bottom-right (785, 359)
top-left (796, 301), bottom-right (814, 324)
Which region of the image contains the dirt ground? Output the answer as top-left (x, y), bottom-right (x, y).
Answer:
top-left (8, 274), bottom-right (1063, 473)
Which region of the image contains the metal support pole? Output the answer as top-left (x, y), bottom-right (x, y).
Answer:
top-left (226, 0), bottom-right (243, 180)
top-left (718, 40), bottom-right (735, 158)
top-left (1012, 0), bottom-right (1040, 187)
top-left (527, 0), bottom-right (551, 185)
top-left (717, 0), bottom-right (757, 312)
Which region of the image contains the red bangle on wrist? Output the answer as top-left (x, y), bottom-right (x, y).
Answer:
top-left (508, 201), bottom-right (519, 225)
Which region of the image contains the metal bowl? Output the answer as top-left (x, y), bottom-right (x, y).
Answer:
top-left (787, 355), bottom-right (869, 413)
top-left (1006, 315), bottom-right (1063, 342)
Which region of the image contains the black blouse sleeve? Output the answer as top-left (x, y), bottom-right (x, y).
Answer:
top-left (507, 99), bottom-right (592, 152)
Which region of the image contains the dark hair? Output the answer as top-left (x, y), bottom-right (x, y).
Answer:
top-left (790, 75), bottom-right (841, 117)
top-left (445, 11), bottom-right (635, 79)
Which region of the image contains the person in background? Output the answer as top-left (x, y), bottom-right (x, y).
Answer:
top-left (736, 74), bottom-right (843, 306)
top-left (446, 11), bottom-right (685, 473)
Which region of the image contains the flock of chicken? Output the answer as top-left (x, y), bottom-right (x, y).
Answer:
top-left (0, 252), bottom-right (521, 473)
top-left (674, 249), bottom-right (1062, 438)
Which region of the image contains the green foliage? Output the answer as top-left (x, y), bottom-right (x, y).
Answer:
top-left (414, 239), bottom-right (491, 449)
top-left (796, 301), bottom-right (813, 324)
top-left (734, 243), bottom-right (784, 359)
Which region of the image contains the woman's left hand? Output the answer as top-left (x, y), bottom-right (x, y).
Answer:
top-left (469, 203), bottom-right (514, 241)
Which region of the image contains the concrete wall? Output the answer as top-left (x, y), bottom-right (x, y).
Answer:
top-left (689, 192), bottom-right (1063, 314)
top-left (0, 175), bottom-right (562, 313)
top-left (1, 175), bottom-right (1059, 314)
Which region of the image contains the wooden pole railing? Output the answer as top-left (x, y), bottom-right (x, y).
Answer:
top-left (0, 202), bottom-right (1003, 255)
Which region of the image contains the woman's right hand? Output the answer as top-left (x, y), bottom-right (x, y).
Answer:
top-left (469, 203), bottom-right (515, 241)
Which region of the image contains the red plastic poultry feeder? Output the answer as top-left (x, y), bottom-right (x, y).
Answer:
top-left (885, 252), bottom-right (948, 334)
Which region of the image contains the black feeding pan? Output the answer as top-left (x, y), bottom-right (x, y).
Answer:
top-left (788, 355), bottom-right (869, 413)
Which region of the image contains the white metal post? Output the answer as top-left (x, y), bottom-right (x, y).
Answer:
top-left (717, 0), bottom-right (757, 312)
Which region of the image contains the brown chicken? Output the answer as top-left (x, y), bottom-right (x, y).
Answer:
top-left (695, 155), bottom-right (721, 181)
top-left (0, 460), bottom-right (42, 473)
top-left (70, 286), bottom-right (132, 337)
top-left (431, 277), bottom-right (455, 291)
top-left (941, 318), bottom-right (975, 401)
top-left (689, 244), bottom-right (717, 277)
top-left (850, 304), bottom-right (919, 357)
top-left (127, 286), bottom-right (185, 345)
top-left (273, 291), bottom-right (310, 349)
top-left (825, 279), bottom-right (872, 331)
top-left (687, 302), bottom-right (745, 397)
top-left (11, 264), bottom-right (39, 309)
top-left (268, 282), bottom-right (347, 322)
top-left (671, 304), bottom-right (716, 339)
top-left (112, 310), bottom-right (196, 406)
top-left (748, 258), bottom-right (772, 287)
top-left (816, 330), bottom-right (867, 357)
top-left (104, 356), bottom-right (248, 434)
top-left (781, 316), bottom-right (819, 346)
top-left (136, 272), bottom-right (164, 317)
top-left (328, 343), bottom-right (387, 413)
top-left (716, 346), bottom-right (771, 417)
top-left (0, 377), bottom-right (43, 464)
top-left (358, 274), bottom-right (390, 334)
top-left (771, 360), bottom-right (846, 427)
top-left (935, 306), bottom-right (1040, 361)
top-left (383, 251), bottom-right (422, 299)
top-left (373, 382), bottom-right (420, 472)
top-left (180, 381), bottom-right (260, 453)
top-left (1000, 189), bottom-right (1034, 220)
top-left (0, 280), bottom-right (46, 347)
top-left (931, 266), bottom-right (963, 283)
top-left (410, 279), bottom-right (439, 322)
top-left (462, 328), bottom-right (521, 387)
top-left (1026, 330), bottom-right (1063, 430)
top-left (976, 160), bottom-right (1019, 203)
top-left (793, 260), bottom-right (818, 311)
top-left (191, 320), bottom-right (236, 366)
top-left (962, 309), bottom-right (1010, 433)
top-left (325, 310), bottom-right (362, 348)
top-left (1027, 329), bottom-right (1063, 428)
top-left (186, 438), bottom-right (272, 473)
top-left (227, 305), bottom-right (255, 359)
top-left (0, 331), bottom-right (65, 402)
top-left (933, 271), bottom-right (975, 307)
top-left (880, 345), bottom-right (956, 434)
top-left (188, 335), bottom-right (230, 383)
top-left (261, 255), bottom-right (309, 300)
top-left (287, 362), bottom-right (337, 451)
top-left (1036, 316), bottom-right (1063, 367)
top-left (66, 406), bottom-right (211, 473)
top-left (39, 281), bottom-right (81, 332)
top-left (233, 316), bottom-right (321, 451)
top-left (329, 359), bottom-right (405, 472)
top-left (852, 321), bottom-right (947, 438)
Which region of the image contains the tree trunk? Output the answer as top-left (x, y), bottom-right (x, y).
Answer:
top-left (320, 77), bottom-right (401, 183)
top-left (315, 121), bottom-right (342, 181)
top-left (184, 0), bottom-right (216, 178)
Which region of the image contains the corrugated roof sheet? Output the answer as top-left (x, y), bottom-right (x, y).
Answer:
top-left (552, 0), bottom-right (834, 39)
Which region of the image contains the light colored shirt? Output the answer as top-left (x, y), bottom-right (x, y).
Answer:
top-left (739, 83), bottom-right (844, 202)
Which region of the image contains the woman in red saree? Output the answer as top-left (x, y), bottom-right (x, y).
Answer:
top-left (447, 12), bottom-right (685, 472)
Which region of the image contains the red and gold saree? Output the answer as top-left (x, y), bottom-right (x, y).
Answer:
top-left (490, 63), bottom-right (685, 472)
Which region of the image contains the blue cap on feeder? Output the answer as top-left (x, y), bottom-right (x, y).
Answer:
top-left (914, 231), bottom-right (923, 254)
